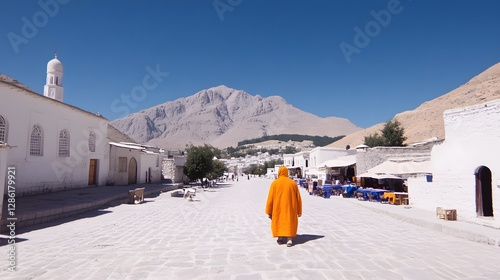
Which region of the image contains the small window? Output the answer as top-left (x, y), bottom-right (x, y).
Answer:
top-left (30, 124), bottom-right (43, 156)
top-left (55, 76), bottom-right (59, 85)
top-left (88, 130), bottom-right (96, 152)
top-left (58, 129), bottom-right (70, 157)
top-left (0, 115), bottom-right (7, 143)
top-left (118, 157), bottom-right (127, 172)
top-left (50, 76), bottom-right (54, 84)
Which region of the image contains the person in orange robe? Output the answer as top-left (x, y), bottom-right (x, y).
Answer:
top-left (266, 166), bottom-right (302, 247)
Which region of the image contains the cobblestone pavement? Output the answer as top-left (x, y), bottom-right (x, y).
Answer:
top-left (1, 178), bottom-right (500, 279)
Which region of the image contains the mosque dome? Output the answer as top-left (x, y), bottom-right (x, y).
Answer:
top-left (47, 56), bottom-right (63, 73)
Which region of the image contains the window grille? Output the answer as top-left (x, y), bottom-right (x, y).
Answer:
top-left (58, 129), bottom-right (70, 157)
top-left (0, 115), bottom-right (7, 143)
top-left (30, 124), bottom-right (43, 156)
top-left (89, 130), bottom-right (96, 152)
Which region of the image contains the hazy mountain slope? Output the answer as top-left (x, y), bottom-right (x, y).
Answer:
top-left (330, 62), bottom-right (500, 148)
top-left (111, 85), bottom-right (362, 148)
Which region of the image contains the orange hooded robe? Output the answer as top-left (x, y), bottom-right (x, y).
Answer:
top-left (265, 166), bottom-right (303, 237)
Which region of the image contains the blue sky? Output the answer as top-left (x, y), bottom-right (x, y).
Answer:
top-left (1, 0), bottom-right (500, 128)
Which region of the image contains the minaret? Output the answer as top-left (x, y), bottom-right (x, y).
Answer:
top-left (43, 53), bottom-right (64, 102)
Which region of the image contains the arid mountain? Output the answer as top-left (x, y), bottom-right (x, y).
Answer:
top-left (329, 62), bottom-right (500, 148)
top-left (110, 85), bottom-right (362, 148)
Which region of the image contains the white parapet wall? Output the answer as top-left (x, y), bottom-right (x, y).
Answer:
top-left (408, 99), bottom-right (500, 227)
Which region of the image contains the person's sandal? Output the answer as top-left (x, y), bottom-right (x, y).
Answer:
top-left (277, 238), bottom-right (285, 245)
top-left (286, 239), bottom-right (293, 247)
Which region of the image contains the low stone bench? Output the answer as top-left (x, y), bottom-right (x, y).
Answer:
top-left (128, 187), bottom-right (145, 204)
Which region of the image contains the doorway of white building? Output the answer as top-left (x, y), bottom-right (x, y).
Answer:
top-left (88, 159), bottom-right (98, 186)
top-left (128, 157), bottom-right (137, 184)
top-left (475, 165), bottom-right (493, 217)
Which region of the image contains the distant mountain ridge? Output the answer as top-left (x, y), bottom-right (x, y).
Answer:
top-left (329, 62), bottom-right (500, 148)
top-left (110, 85), bottom-right (362, 148)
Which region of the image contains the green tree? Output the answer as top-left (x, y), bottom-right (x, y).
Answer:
top-left (364, 120), bottom-right (407, 147)
top-left (183, 144), bottom-right (222, 181)
top-left (364, 132), bottom-right (385, 147)
top-left (283, 146), bottom-right (297, 154)
top-left (264, 159), bottom-right (283, 169)
top-left (381, 120), bottom-right (407, 146)
top-left (207, 159), bottom-right (226, 180)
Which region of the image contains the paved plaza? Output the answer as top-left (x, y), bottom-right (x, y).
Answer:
top-left (1, 178), bottom-right (500, 279)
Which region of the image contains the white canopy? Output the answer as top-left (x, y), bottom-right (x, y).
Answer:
top-left (358, 172), bottom-right (402, 180)
top-left (305, 167), bottom-right (324, 175)
top-left (367, 159), bottom-right (432, 175)
top-left (320, 155), bottom-right (356, 168)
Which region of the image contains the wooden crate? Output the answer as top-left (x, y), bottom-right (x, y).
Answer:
top-left (436, 207), bottom-right (457, 220)
top-left (444, 209), bottom-right (457, 221)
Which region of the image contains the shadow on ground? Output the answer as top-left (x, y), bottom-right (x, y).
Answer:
top-left (4, 209), bottom-right (114, 236)
top-left (0, 237), bottom-right (29, 247)
top-left (293, 234), bottom-right (325, 245)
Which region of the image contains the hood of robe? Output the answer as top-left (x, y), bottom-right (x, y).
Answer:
top-left (278, 166), bottom-right (289, 178)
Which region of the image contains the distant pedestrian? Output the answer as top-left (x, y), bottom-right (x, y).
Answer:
top-left (308, 180), bottom-right (313, 195)
top-left (265, 166), bottom-right (302, 247)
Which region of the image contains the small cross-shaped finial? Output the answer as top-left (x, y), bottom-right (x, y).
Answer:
top-left (55, 52), bottom-right (58, 59)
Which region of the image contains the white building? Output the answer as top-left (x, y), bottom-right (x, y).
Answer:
top-left (108, 142), bottom-right (163, 186)
top-left (308, 147), bottom-right (355, 168)
top-left (0, 56), bottom-right (110, 196)
top-left (408, 99), bottom-right (500, 228)
top-left (306, 147), bottom-right (356, 182)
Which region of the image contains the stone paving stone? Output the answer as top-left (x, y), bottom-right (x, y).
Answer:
top-left (1, 178), bottom-right (500, 279)
top-left (233, 273), bottom-right (263, 280)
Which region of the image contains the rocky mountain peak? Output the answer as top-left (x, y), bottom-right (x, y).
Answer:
top-left (111, 85), bottom-right (362, 148)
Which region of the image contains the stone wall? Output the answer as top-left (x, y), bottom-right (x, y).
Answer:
top-left (356, 145), bottom-right (434, 176)
top-left (162, 158), bottom-right (184, 183)
top-left (162, 158), bottom-right (175, 180)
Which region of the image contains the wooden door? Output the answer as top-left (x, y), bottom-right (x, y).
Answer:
top-left (88, 159), bottom-right (97, 185)
top-left (128, 157), bottom-right (137, 185)
top-left (476, 166), bottom-right (493, 217)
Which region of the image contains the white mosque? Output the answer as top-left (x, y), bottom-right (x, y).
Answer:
top-left (0, 55), bottom-right (110, 198)
top-left (0, 56), bottom-right (164, 204)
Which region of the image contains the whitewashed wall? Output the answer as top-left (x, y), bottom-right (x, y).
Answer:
top-left (409, 99), bottom-right (500, 227)
top-left (1, 83), bottom-right (109, 196)
top-left (283, 154), bottom-right (294, 166)
top-left (293, 152), bottom-right (308, 169)
top-left (109, 145), bottom-right (162, 185)
top-left (108, 145), bottom-right (141, 186)
top-left (0, 145), bottom-right (10, 218)
top-left (138, 153), bottom-right (162, 184)
top-left (309, 147), bottom-right (355, 168)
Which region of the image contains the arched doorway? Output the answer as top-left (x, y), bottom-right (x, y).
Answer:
top-left (128, 157), bottom-right (137, 185)
top-left (296, 167), bottom-right (302, 178)
top-left (475, 166), bottom-right (493, 217)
